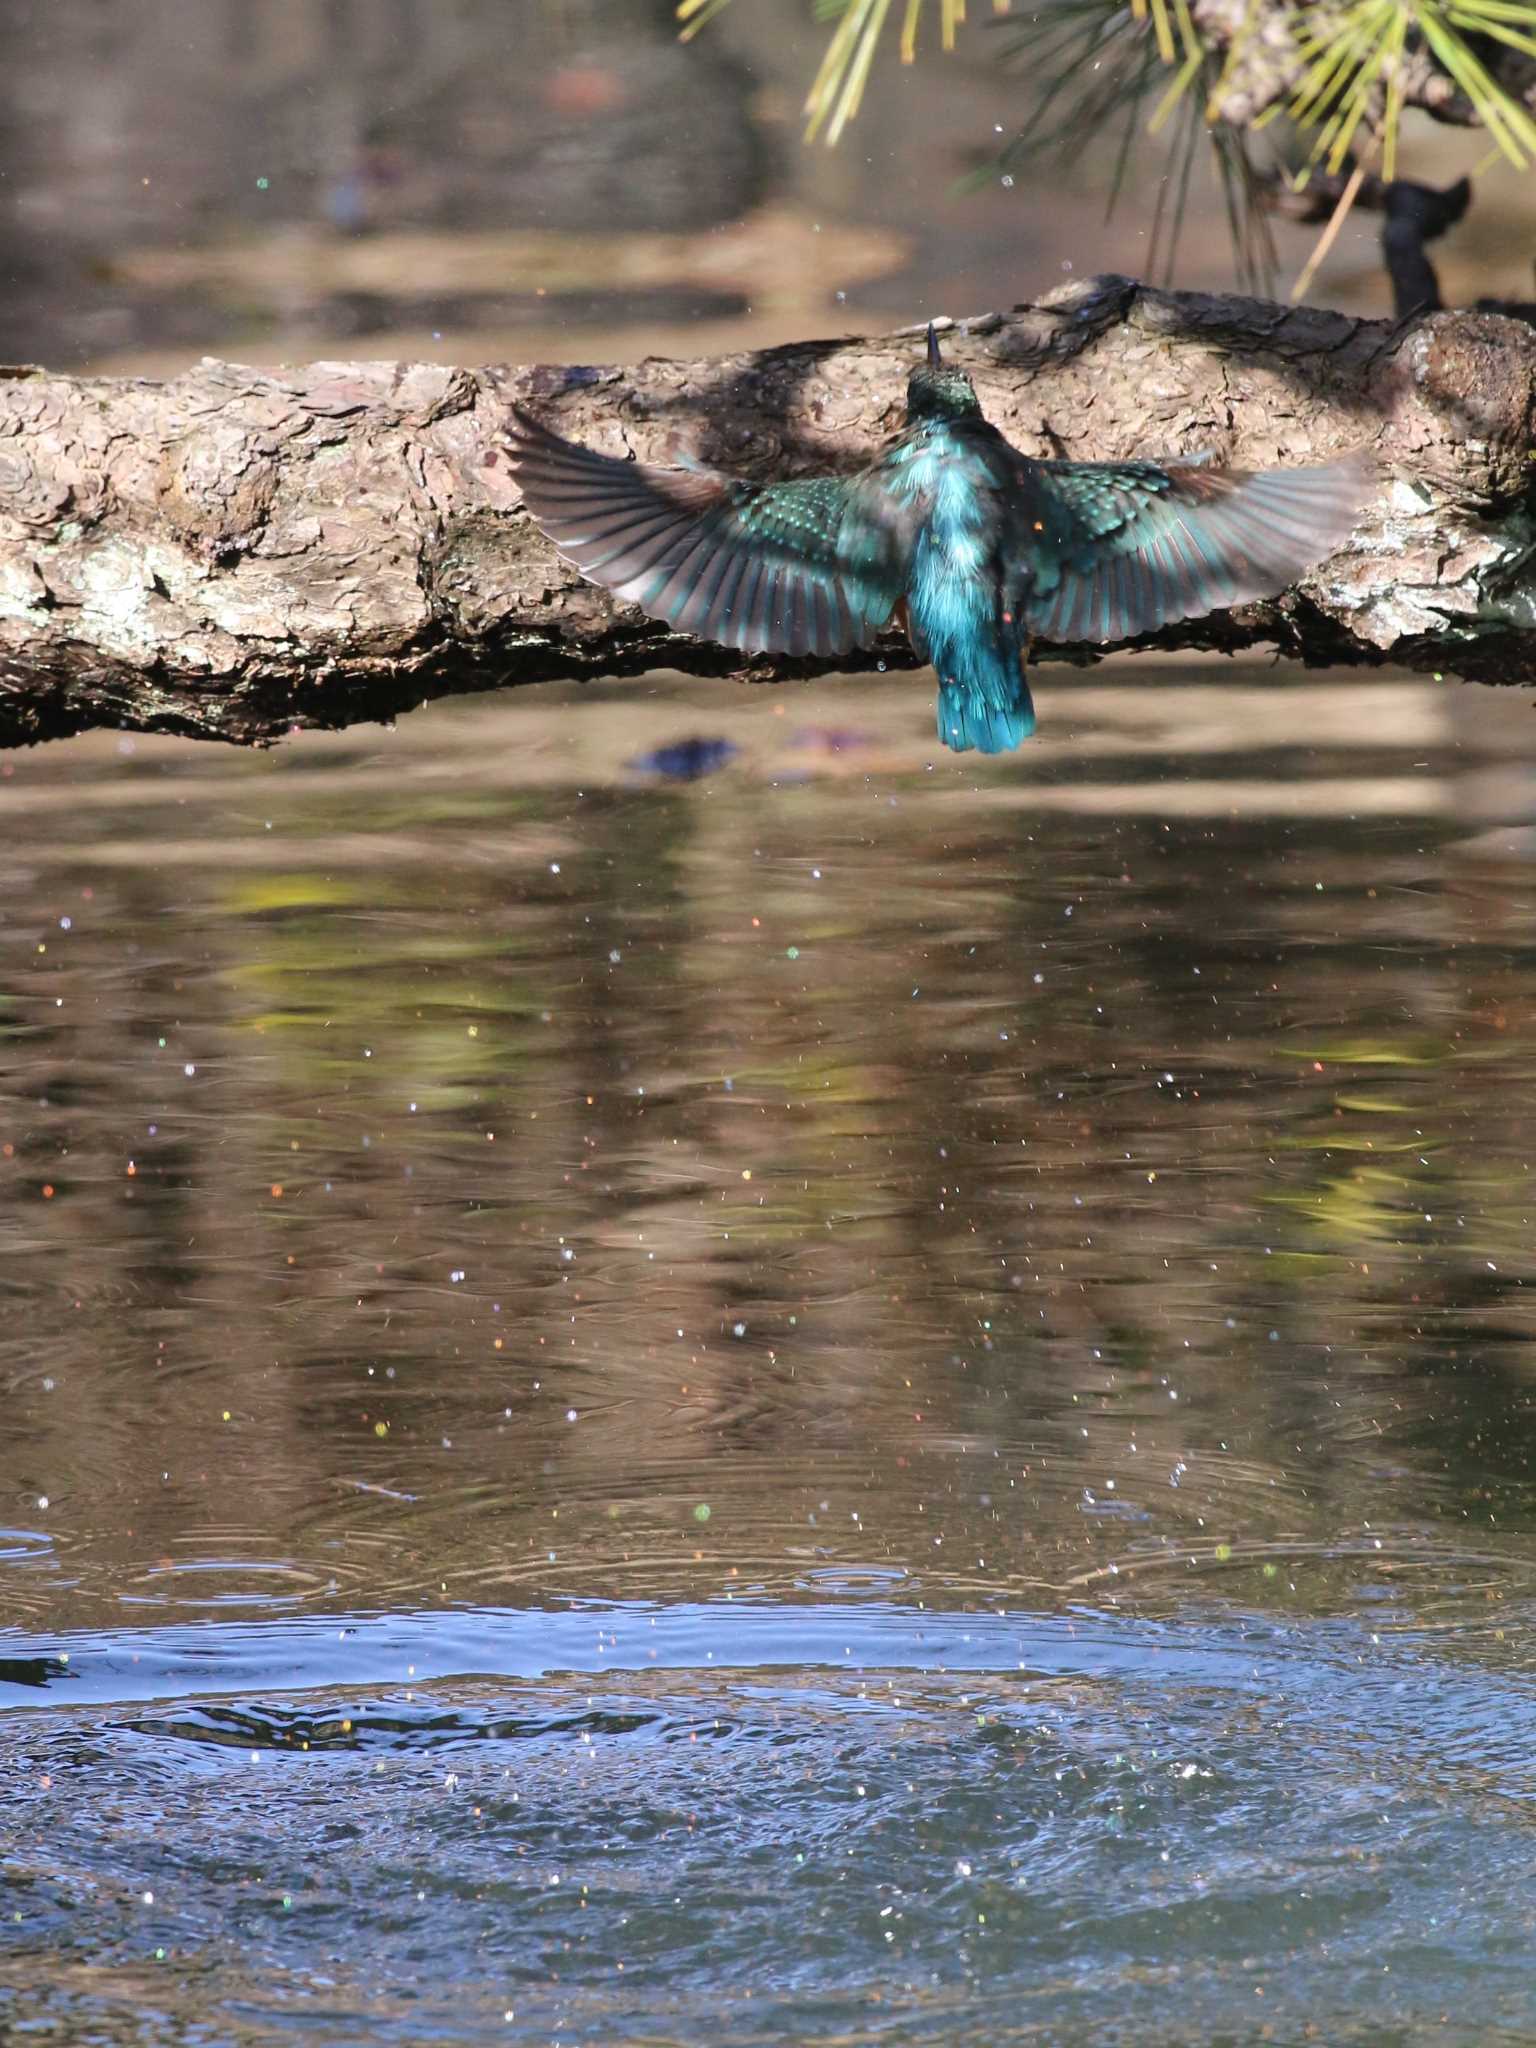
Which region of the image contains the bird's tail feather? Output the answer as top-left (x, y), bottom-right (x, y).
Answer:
top-left (909, 587), bottom-right (1037, 756)
top-left (931, 634), bottom-right (1036, 754)
top-left (936, 674), bottom-right (1036, 754)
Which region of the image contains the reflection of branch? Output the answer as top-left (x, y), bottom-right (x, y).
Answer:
top-left (3, 274), bottom-right (1536, 748)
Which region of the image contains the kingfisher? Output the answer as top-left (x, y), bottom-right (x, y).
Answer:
top-left (506, 327), bottom-right (1369, 755)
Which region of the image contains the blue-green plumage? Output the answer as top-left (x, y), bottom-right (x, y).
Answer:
top-left (891, 375), bottom-right (1037, 754)
top-left (506, 326), bottom-right (1370, 755)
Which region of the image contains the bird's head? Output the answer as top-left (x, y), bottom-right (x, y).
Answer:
top-left (905, 324), bottom-right (982, 423)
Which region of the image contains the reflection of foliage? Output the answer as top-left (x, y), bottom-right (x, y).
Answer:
top-left (1271, 1162), bottom-right (1424, 1246)
top-left (1279, 1038), bottom-right (1446, 1065)
top-left (215, 868), bottom-right (550, 1110)
top-left (679, 0), bottom-right (1536, 289)
top-left (8, 711), bottom-right (1536, 1597)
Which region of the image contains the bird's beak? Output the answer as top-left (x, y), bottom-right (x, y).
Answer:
top-left (926, 323), bottom-right (941, 369)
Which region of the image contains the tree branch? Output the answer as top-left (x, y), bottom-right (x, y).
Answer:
top-left (3, 274), bottom-right (1536, 749)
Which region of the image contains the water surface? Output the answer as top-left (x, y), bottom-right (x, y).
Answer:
top-left (5, 665), bottom-right (1536, 2041)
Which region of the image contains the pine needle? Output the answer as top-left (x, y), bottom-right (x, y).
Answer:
top-left (1290, 154), bottom-right (1371, 302)
top-left (679, 0), bottom-right (1536, 287)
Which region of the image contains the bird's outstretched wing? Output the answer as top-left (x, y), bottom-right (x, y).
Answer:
top-left (506, 407), bottom-right (905, 658)
top-left (1017, 451), bottom-right (1372, 646)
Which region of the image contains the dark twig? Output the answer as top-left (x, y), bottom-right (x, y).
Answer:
top-left (1381, 176), bottom-right (1472, 318)
top-left (1260, 166), bottom-right (1472, 320)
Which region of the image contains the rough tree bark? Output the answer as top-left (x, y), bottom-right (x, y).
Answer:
top-left (2, 272), bottom-right (1535, 749)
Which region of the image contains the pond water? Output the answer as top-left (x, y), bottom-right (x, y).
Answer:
top-left (5, 665), bottom-right (1536, 2043)
top-left (9, 1), bottom-right (1536, 2038)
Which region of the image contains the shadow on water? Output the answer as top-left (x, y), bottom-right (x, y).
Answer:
top-left (3, 664), bottom-right (1536, 2041)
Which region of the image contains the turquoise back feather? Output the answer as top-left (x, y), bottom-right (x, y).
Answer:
top-left (900, 429), bottom-right (1035, 756)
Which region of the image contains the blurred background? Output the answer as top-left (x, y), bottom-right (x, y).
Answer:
top-left (4, 0), bottom-right (1532, 378)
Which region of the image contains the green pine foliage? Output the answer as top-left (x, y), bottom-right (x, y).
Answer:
top-left (679, 0), bottom-right (1536, 288)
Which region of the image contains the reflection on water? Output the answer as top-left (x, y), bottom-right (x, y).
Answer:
top-left (4, 665), bottom-right (1536, 2041)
